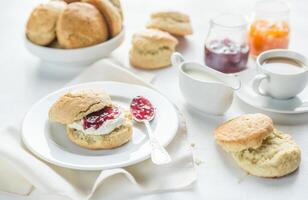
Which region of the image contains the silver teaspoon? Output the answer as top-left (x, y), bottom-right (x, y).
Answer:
top-left (130, 96), bottom-right (171, 165)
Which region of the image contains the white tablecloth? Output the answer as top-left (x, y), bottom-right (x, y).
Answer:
top-left (1, 0), bottom-right (308, 199)
top-left (0, 60), bottom-right (196, 200)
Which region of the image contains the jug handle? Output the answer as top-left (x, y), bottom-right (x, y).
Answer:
top-left (171, 52), bottom-right (185, 67)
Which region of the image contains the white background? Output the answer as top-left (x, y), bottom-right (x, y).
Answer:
top-left (1, 0), bottom-right (308, 199)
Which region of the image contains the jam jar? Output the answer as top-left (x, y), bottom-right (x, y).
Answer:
top-left (204, 13), bottom-right (249, 73)
top-left (249, 0), bottom-right (290, 57)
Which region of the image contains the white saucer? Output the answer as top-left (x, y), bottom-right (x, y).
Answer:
top-left (236, 68), bottom-right (308, 114)
top-left (22, 81), bottom-right (178, 170)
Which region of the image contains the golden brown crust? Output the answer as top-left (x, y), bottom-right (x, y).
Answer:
top-left (232, 130), bottom-right (301, 178)
top-left (132, 29), bottom-right (178, 48)
top-left (56, 2), bottom-right (109, 48)
top-left (146, 11), bottom-right (193, 36)
top-left (66, 111), bottom-right (133, 149)
top-left (26, 1), bottom-right (67, 46)
top-left (129, 29), bottom-right (178, 69)
top-left (214, 113), bottom-right (273, 152)
top-left (83, 0), bottom-right (123, 37)
top-left (63, 0), bottom-right (80, 3)
top-left (49, 89), bottom-right (112, 124)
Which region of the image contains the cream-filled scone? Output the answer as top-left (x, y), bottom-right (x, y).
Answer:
top-left (146, 11), bottom-right (193, 36)
top-left (26, 1), bottom-right (67, 46)
top-left (49, 90), bottom-right (133, 149)
top-left (129, 29), bottom-right (178, 69)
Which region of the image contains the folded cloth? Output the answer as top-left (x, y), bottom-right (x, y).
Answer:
top-left (0, 60), bottom-right (196, 200)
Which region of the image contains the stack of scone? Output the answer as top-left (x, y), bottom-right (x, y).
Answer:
top-left (26, 0), bottom-right (123, 49)
top-left (215, 113), bottom-right (301, 178)
top-left (129, 11), bottom-right (193, 69)
top-left (146, 11), bottom-right (193, 36)
top-left (49, 89), bottom-right (133, 149)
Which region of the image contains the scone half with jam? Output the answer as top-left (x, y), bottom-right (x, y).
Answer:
top-left (49, 89), bottom-right (133, 149)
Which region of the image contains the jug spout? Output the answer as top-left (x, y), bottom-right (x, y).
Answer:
top-left (171, 52), bottom-right (185, 67)
top-left (172, 52), bottom-right (241, 90)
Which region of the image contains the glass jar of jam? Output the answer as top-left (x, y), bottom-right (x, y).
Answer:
top-left (205, 13), bottom-right (249, 73)
top-left (249, 0), bottom-right (290, 57)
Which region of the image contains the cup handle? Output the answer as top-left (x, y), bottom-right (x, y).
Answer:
top-left (252, 74), bottom-right (268, 96)
top-left (171, 52), bottom-right (185, 66)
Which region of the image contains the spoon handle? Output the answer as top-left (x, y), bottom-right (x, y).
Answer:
top-left (144, 121), bottom-right (171, 165)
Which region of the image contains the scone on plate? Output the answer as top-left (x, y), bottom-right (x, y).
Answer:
top-left (26, 1), bottom-right (67, 46)
top-left (83, 0), bottom-right (123, 37)
top-left (232, 130), bottom-right (301, 178)
top-left (56, 2), bottom-right (109, 48)
top-left (129, 29), bottom-right (178, 69)
top-left (146, 11), bottom-right (193, 36)
top-left (49, 89), bottom-right (133, 150)
top-left (214, 113), bottom-right (273, 152)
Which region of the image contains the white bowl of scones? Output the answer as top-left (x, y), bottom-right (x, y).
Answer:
top-left (25, 0), bottom-right (125, 67)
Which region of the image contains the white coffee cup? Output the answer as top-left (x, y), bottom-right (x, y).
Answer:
top-left (253, 49), bottom-right (308, 99)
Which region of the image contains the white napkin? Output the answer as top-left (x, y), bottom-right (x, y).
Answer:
top-left (0, 60), bottom-right (196, 200)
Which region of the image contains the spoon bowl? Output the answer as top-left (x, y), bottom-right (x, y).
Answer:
top-left (130, 96), bottom-right (171, 165)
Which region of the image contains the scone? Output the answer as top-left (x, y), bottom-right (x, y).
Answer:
top-left (232, 130), bottom-right (301, 178)
top-left (215, 113), bottom-right (273, 152)
top-left (26, 1), bottom-right (67, 46)
top-left (49, 89), bottom-right (133, 149)
top-left (49, 40), bottom-right (61, 48)
top-left (66, 110), bottom-right (132, 149)
top-left (129, 29), bottom-right (178, 69)
top-left (83, 0), bottom-right (123, 37)
top-left (146, 11), bottom-right (193, 36)
top-left (56, 2), bottom-right (109, 48)
top-left (63, 0), bottom-right (80, 3)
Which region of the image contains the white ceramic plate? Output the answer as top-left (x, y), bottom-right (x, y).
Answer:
top-left (22, 82), bottom-right (178, 170)
top-left (236, 68), bottom-right (308, 114)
